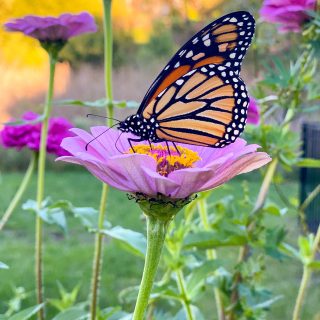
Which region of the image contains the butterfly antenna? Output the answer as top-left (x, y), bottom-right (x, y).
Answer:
top-left (85, 123), bottom-right (118, 151)
top-left (86, 113), bottom-right (121, 123)
top-left (114, 131), bottom-right (125, 154)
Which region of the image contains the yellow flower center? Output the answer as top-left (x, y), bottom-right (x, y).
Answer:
top-left (129, 144), bottom-right (201, 176)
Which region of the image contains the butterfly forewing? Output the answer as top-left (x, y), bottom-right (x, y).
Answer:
top-left (139, 11), bottom-right (255, 111)
top-left (143, 65), bottom-right (249, 147)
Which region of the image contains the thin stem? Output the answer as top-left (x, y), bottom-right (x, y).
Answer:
top-left (292, 225), bottom-right (320, 320)
top-left (132, 216), bottom-right (169, 320)
top-left (103, 0), bottom-right (114, 122)
top-left (35, 54), bottom-right (56, 320)
top-left (90, 1), bottom-right (113, 318)
top-left (0, 152), bottom-right (37, 231)
top-left (197, 199), bottom-right (225, 320)
top-left (90, 184), bottom-right (109, 320)
top-left (175, 269), bottom-right (194, 320)
top-left (253, 158), bottom-right (279, 213)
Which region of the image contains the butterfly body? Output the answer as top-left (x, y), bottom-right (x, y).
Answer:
top-left (118, 11), bottom-right (255, 148)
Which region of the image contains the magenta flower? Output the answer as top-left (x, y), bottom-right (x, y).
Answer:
top-left (57, 127), bottom-right (271, 199)
top-left (4, 12), bottom-right (97, 42)
top-left (260, 0), bottom-right (316, 32)
top-left (0, 111), bottom-right (73, 156)
top-left (247, 98), bottom-right (260, 125)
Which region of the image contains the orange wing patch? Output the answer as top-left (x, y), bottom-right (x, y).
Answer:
top-left (216, 32), bottom-right (238, 43)
top-left (149, 65), bottom-right (191, 103)
top-left (142, 99), bottom-right (156, 119)
top-left (211, 98), bottom-right (235, 112)
top-left (176, 72), bottom-right (207, 98)
top-left (194, 56), bottom-right (225, 68)
top-left (212, 24), bottom-right (237, 35)
top-left (198, 110), bottom-right (233, 123)
top-left (157, 101), bottom-right (206, 120)
top-left (200, 85), bottom-right (233, 100)
top-left (156, 129), bottom-right (219, 146)
top-left (186, 76), bottom-right (224, 99)
top-left (161, 119), bottom-right (226, 137)
top-left (154, 87), bottom-right (176, 114)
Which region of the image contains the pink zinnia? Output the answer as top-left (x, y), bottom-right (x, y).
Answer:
top-left (0, 111), bottom-right (73, 156)
top-left (247, 98), bottom-right (260, 125)
top-left (57, 127), bottom-right (271, 199)
top-left (260, 0), bottom-right (317, 32)
top-left (4, 12), bottom-right (97, 42)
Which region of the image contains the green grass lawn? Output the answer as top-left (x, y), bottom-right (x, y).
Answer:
top-left (0, 169), bottom-right (319, 319)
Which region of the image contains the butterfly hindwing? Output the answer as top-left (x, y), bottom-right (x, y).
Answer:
top-left (139, 11), bottom-right (255, 111)
top-left (142, 65), bottom-right (249, 147)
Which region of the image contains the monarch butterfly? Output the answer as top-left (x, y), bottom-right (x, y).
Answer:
top-left (118, 11), bottom-right (255, 149)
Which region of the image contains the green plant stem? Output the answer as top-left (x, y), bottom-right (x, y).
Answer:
top-left (175, 269), bottom-right (194, 320)
top-left (197, 199), bottom-right (225, 320)
top-left (133, 216), bottom-right (169, 320)
top-left (90, 184), bottom-right (109, 320)
top-left (292, 224), bottom-right (320, 320)
top-left (253, 158), bottom-right (279, 213)
top-left (89, 1), bottom-right (113, 319)
top-left (0, 152), bottom-right (37, 231)
top-left (35, 53), bottom-right (56, 320)
top-left (103, 0), bottom-right (113, 120)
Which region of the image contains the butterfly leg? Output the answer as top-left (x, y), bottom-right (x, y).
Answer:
top-left (128, 137), bottom-right (144, 153)
top-left (165, 141), bottom-right (172, 156)
top-left (172, 141), bottom-right (181, 155)
top-left (148, 140), bottom-right (153, 150)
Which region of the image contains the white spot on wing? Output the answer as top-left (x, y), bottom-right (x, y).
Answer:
top-left (186, 50), bottom-right (193, 58)
top-left (204, 39), bottom-right (211, 47)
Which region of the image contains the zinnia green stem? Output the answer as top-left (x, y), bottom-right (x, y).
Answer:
top-left (132, 215), bottom-right (169, 320)
top-left (253, 158), bottom-right (279, 213)
top-left (35, 53), bottom-right (56, 320)
top-left (0, 152), bottom-right (37, 231)
top-left (89, 1), bottom-right (113, 319)
top-left (292, 224), bottom-right (320, 320)
top-left (175, 269), bottom-right (194, 320)
top-left (197, 199), bottom-right (225, 320)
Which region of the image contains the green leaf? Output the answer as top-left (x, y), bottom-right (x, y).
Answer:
top-left (101, 226), bottom-right (146, 257)
top-left (174, 305), bottom-right (205, 320)
top-left (113, 100), bottom-right (139, 109)
top-left (0, 261), bottom-right (9, 269)
top-left (298, 235), bottom-right (313, 259)
top-left (308, 261), bottom-right (320, 270)
top-left (55, 98), bottom-right (139, 110)
top-left (119, 286), bottom-right (139, 304)
top-left (72, 207), bottom-right (108, 229)
top-left (4, 115), bottom-right (45, 126)
top-left (99, 306), bottom-right (130, 320)
top-left (263, 203), bottom-right (287, 216)
top-left (186, 260), bottom-right (220, 298)
top-left (52, 307), bottom-right (87, 320)
top-left (280, 243), bottom-right (301, 260)
top-left (296, 158), bottom-right (320, 168)
top-left (55, 99), bottom-right (108, 108)
top-left (22, 199), bottom-right (67, 233)
top-left (8, 304), bottom-right (44, 320)
top-left (184, 230), bottom-right (247, 249)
